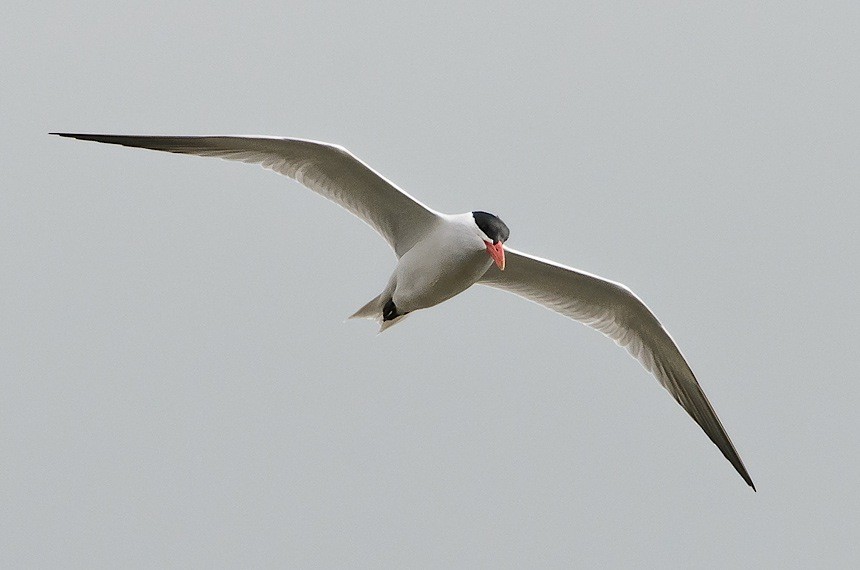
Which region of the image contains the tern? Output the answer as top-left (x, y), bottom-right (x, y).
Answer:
top-left (52, 133), bottom-right (755, 490)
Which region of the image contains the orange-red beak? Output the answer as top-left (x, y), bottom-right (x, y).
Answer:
top-left (485, 241), bottom-right (505, 270)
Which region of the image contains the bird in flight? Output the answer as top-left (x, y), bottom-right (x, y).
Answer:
top-left (52, 133), bottom-right (755, 490)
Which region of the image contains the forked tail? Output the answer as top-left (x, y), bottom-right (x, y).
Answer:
top-left (349, 293), bottom-right (386, 320)
top-left (348, 294), bottom-right (409, 333)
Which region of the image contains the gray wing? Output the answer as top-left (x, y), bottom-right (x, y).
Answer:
top-left (51, 133), bottom-right (440, 257)
top-left (480, 247), bottom-right (754, 489)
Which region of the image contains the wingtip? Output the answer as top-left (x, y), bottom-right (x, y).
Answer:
top-left (738, 469), bottom-right (756, 492)
top-left (735, 464), bottom-right (756, 491)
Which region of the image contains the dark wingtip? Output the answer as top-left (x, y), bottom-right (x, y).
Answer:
top-left (735, 463), bottom-right (756, 491)
top-left (737, 459), bottom-right (756, 491)
top-left (738, 469), bottom-right (756, 491)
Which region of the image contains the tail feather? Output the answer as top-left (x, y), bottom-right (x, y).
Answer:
top-left (378, 314), bottom-right (409, 333)
top-left (349, 294), bottom-right (385, 320)
top-left (349, 294), bottom-right (410, 333)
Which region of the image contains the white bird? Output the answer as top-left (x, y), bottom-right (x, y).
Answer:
top-left (52, 133), bottom-right (755, 490)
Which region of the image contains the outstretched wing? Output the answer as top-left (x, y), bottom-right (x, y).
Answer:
top-left (52, 133), bottom-right (440, 257)
top-left (480, 247), bottom-right (754, 489)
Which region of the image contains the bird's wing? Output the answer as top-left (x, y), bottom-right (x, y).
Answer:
top-left (479, 247), bottom-right (754, 489)
top-left (51, 134), bottom-right (440, 257)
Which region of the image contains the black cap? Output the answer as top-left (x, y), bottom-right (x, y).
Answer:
top-left (472, 211), bottom-right (510, 244)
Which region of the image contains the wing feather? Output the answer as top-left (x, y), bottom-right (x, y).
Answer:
top-left (51, 133), bottom-right (439, 257)
top-left (480, 247), bottom-right (755, 489)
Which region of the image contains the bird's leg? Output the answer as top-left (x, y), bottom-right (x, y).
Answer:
top-left (382, 299), bottom-right (400, 321)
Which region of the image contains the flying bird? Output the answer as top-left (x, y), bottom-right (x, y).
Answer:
top-left (51, 133), bottom-right (755, 490)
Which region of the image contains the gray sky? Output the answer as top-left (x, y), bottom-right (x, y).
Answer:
top-left (4, 2), bottom-right (859, 567)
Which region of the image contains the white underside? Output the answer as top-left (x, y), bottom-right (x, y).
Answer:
top-left (350, 213), bottom-right (492, 331)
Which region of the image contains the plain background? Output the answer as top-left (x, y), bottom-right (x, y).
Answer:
top-left (3, 2), bottom-right (859, 567)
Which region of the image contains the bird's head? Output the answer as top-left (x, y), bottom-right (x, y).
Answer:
top-left (472, 211), bottom-right (509, 270)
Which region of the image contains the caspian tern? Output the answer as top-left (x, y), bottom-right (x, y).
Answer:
top-left (51, 133), bottom-right (755, 490)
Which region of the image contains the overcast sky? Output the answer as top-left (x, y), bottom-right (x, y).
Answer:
top-left (3, 2), bottom-right (860, 567)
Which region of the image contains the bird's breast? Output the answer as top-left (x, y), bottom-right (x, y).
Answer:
top-left (391, 225), bottom-right (491, 313)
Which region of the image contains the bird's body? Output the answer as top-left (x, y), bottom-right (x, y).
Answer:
top-left (52, 132), bottom-right (755, 490)
top-left (359, 213), bottom-right (496, 330)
